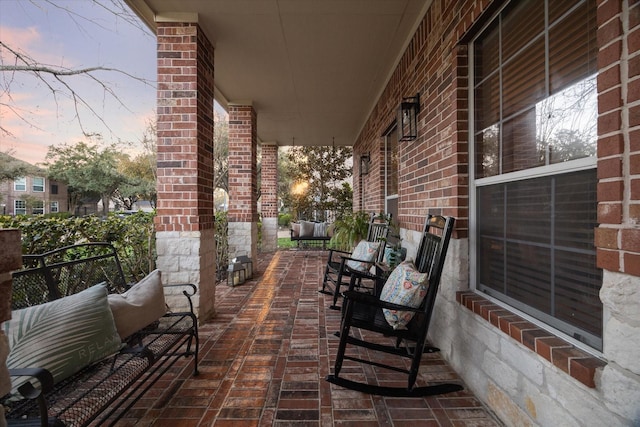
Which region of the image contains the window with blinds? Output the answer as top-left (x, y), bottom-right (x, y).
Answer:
top-left (471, 0), bottom-right (602, 350)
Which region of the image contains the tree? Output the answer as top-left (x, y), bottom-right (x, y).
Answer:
top-left (286, 146), bottom-right (353, 221)
top-left (0, 152), bottom-right (29, 182)
top-left (45, 141), bottom-right (126, 216)
top-left (114, 120), bottom-right (158, 209)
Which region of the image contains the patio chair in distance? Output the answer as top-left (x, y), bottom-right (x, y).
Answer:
top-left (326, 214), bottom-right (463, 397)
top-left (320, 213), bottom-right (392, 310)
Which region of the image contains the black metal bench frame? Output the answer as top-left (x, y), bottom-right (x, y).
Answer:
top-left (3, 242), bottom-right (199, 427)
top-left (289, 230), bottom-right (332, 249)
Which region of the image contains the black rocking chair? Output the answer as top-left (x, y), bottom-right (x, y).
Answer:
top-left (326, 214), bottom-right (463, 397)
top-left (320, 213), bottom-right (392, 310)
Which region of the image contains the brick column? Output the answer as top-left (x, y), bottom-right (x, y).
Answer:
top-left (261, 143), bottom-right (278, 252)
top-left (228, 104), bottom-right (258, 259)
top-left (0, 229), bottom-right (22, 425)
top-left (156, 22), bottom-right (216, 321)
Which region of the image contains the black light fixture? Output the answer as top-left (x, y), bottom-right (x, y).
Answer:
top-left (360, 153), bottom-right (370, 176)
top-left (398, 93), bottom-right (420, 141)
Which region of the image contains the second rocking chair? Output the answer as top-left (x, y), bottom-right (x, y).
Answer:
top-left (326, 214), bottom-right (463, 397)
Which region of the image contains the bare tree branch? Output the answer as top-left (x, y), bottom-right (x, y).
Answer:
top-left (0, 1), bottom-right (154, 137)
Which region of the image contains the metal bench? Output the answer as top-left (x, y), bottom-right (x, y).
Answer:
top-left (2, 243), bottom-right (199, 427)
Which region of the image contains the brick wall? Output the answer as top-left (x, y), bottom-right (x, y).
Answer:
top-left (156, 22), bottom-right (215, 232)
top-left (261, 143), bottom-right (278, 219)
top-left (353, 1), bottom-right (484, 236)
top-left (228, 105), bottom-right (258, 223)
top-left (595, 0), bottom-right (640, 276)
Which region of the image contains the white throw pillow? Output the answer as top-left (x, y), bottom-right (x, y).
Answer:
top-left (108, 269), bottom-right (167, 339)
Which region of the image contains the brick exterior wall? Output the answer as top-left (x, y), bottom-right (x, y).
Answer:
top-left (352, 0), bottom-right (640, 425)
top-left (353, 0), bottom-right (482, 237)
top-left (156, 22), bottom-right (215, 233)
top-left (595, 0), bottom-right (640, 276)
top-left (0, 177), bottom-right (68, 215)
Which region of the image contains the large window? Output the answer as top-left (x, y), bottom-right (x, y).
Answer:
top-left (32, 200), bottom-right (45, 215)
top-left (15, 200), bottom-right (26, 215)
top-left (33, 177), bottom-right (45, 192)
top-left (471, 0), bottom-right (601, 349)
top-left (14, 177), bottom-right (26, 192)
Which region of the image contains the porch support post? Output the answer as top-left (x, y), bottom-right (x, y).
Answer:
top-left (155, 21), bottom-right (216, 321)
top-left (261, 142), bottom-right (278, 252)
top-left (228, 104), bottom-right (258, 260)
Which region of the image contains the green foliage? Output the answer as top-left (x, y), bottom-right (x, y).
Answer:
top-left (284, 146), bottom-right (353, 221)
top-left (0, 152), bottom-right (34, 183)
top-left (214, 211), bottom-right (229, 281)
top-left (45, 141), bottom-right (127, 216)
top-left (277, 237), bottom-right (296, 249)
top-left (0, 211), bottom-right (155, 283)
top-left (329, 211), bottom-right (371, 251)
top-left (114, 152), bottom-right (157, 210)
top-left (278, 213), bottom-right (292, 227)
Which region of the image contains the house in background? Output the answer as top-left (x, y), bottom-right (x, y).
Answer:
top-left (0, 154), bottom-right (68, 216)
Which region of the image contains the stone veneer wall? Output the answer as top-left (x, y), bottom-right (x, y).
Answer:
top-left (0, 229), bottom-right (23, 426)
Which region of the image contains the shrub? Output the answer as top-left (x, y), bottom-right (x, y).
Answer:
top-left (278, 213), bottom-right (292, 227)
top-left (0, 212), bottom-right (155, 283)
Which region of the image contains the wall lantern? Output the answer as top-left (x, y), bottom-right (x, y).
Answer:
top-left (398, 93), bottom-right (420, 141)
top-left (236, 255), bottom-right (253, 280)
top-left (360, 153), bottom-right (370, 176)
top-left (227, 262), bottom-right (246, 287)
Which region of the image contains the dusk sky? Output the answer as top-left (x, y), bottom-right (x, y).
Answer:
top-left (0, 0), bottom-right (157, 165)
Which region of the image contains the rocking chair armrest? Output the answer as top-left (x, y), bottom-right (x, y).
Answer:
top-left (342, 290), bottom-right (423, 314)
top-left (344, 265), bottom-right (387, 294)
top-left (326, 248), bottom-right (351, 263)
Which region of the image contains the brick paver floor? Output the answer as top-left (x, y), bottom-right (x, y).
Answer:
top-left (118, 250), bottom-right (502, 426)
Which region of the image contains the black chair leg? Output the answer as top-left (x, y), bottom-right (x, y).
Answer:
top-left (332, 299), bottom-right (354, 377)
top-left (330, 270), bottom-right (344, 310)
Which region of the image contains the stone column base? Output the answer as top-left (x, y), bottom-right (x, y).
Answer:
top-left (228, 221), bottom-right (258, 259)
top-left (261, 217), bottom-right (278, 252)
top-left (156, 229), bottom-right (216, 322)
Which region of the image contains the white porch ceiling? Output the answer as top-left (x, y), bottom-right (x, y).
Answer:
top-left (125, 0), bottom-right (430, 147)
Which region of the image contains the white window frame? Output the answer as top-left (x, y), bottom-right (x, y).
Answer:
top-left (468, 0), bottom-right (601, 352)
top-left (14, 177), bottom-right (26, 192)
top-left (15, 200), bottom-right (26, 215)
top-left (32, 177), bottom-right (45, 192)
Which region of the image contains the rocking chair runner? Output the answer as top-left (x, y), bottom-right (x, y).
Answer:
top-left (320, 213), bottom-right (392, 310)
top-left (326, 214), bottom-right (463, 397)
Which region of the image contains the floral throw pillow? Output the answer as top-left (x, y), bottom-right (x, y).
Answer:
top-left (346, 240), bottom-right (380, 272)
top-left (379, 261), bottom-right (429, 329)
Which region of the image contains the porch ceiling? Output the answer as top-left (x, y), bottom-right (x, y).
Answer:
top-left (125, 0), bottom-right (429, 147)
